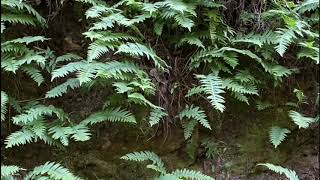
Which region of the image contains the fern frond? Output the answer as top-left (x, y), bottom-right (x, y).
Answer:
top-left (232, 31), bottom-right (278, 47)
top-left (46, 78), bottom-right (81, 98)
top-left (196, 74), bottom-right (225, 112)
top-left (269, 126), bottom-right (290, 148)
top-left (1, 165), bottom-right (23, 178)
top-left (256, 101), bottom-right (273, 111)
top-left (21, 66), bottom-right (44, 86)
top-left (186, 86), bottom-right (205, 97)
top-left (174, 13), bottom-right (194, 31)
top-left (48, 126), bottom-right (72, 146)
top-left (182, 119), bottom-right (197, 139)
top-left (51, 61), bottom-right (86, 80)
top-left (1, 91), bottom-right (9, 121)
top-left (149, 108), bottom-right (168, 127)
top-left (81, 107), bottom-right (136, 125)
top-left (87, 40), bottom-right (115, 62)
top-left (289, 111), bottom-right (315, 129)
top-left (275, 28), bottom-right (296, 56)
top-left (116, 42), bottom-right (168, 71)
top-left (1, 13), bottom-right (37, 26)
top-left (257, 163), bottom-right (299, 180)
top-left (70, 124), bottom-right (91, 142)
top-left (128, 92), bottom-right (162, 109)
top-left (294, 0), bottom-right (319, 13)
top-left (25, 161), bottom-right (82, 180)
top-left (5, 128), bottom-right (35, 148)
top-left (179, 105), bottom-right (211, 129)
top-left (12, 105), bottom-right (68, 124)
top-left (2, 36), bottom-right (48, 45)
top-left (171, 169), bottom-right (214, 180)
top-left (56, 53), bottom-right (82, 63)
top-left (121, 151), bottom-right (166, 174)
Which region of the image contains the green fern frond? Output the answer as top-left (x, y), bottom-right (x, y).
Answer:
top-left (289, 111), bottom-right (315, 129)
top-left (81, 107), bottom-right (136, 125)
top-left (232, 31), bottom-right (278, 47)
top-left (1, 165), bottom-right (23, 178)
top-left (48, 126), bottom-right (72, 146)
top-left (196, 74), bottom-right (225, 112)
top-left (177, 36), bottom-right (204, 49)
top-left (174, 13), bottom-right (194, 31)
top-left (179, 105), bottom-right (211, 130)
top-left (257, 163), bottom-right (299, 180)
top-left (128, 92), bottom-right (162, 109)
top-left (116, 43), bottom-right (168, 71)
top-left (2, 36), bottom-right (48, 45)
top-left (1, 13), bottom-right (37, 26)
top-left (121, 151), bottom-right (166, 174)
top-left (294, 0), bottom-right (319, 13)
top-left (222, 79), bottom-right (258, 95)
top-left (46, 78), bottom-right (81, 98)
top-left (85, 5), bottom-right (117, 18)
top-left (171, 169), bottom-right (214, 180)
top-left (269, 126), bottom-right (290, 148)
top-left (25, 161), bottom-right (82, 180)
top-left (5, 128), bottom-right (35, 148)
top-left (275, 28), bottom-right (297, 56)
top-left (1, 22), bottom-right (5, 33)
top-left (1, 91), bottom-right (9, 121)
top-left (186, 86), bottom-right (205, 97)
top-left (256, 101), bottom-right (273, 111)
top-left (12, 105), bottom-right (68, 124)
top-left (56, 53), bottom-right (83, 63)
top-left (70, 124), bottom-right (91, 142)
top-left (149, 108), bottom-right (168, 127)
top-left (21, 66), bottom-right (44, 86)
top-left (51, 61), bottom-right (86, 80)
top-left (87, 40), bottom-right (115, 62)
top-left (182, 119), bottom-right (197, 139)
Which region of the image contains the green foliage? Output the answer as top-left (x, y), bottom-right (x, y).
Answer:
top-left (269, 126), bottom-right (291, 148)
top-left (195, 74), bottom-right (225, 112)
top-left (288, 111), bottom-right (315, 129)
top-left (1, 165), bottom-right (24, 179)
top-left (178, 105), bottom-right (211, 139)
top-left (1, 91), bottom-right (9, 121)
top-left (148, 108), bottom-right (168, 127)
top-left (257, 163), bottom-right (299, 180)
top-left (25, 162), bottom-right (82, 180)
top-left (80, 107), bottom-right (136, 125)
top-left (121, 151), bottom-right (213, 180)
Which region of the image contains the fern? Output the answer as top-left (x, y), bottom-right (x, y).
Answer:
top-left (116, 42), bottom-right (168, 71)
top-left (294, 0), bottom-right (319, 13)
top-left (21, 66), bottom-right (44, 86)
top-left (5, 128), bottom-right (35, 148)
top-left (1, 91), bottom-right (9, 121)
top-left (46, 78), bottom-right (81, 98)
top-left (121, 151), bottom-right (167, 174)
top-left (257, 163), bottom-right (299, 180)
top-left (25, 161), bottom-right (82, 180)
top-left (179, 105), bottom-right (211, 139)
top-left (288, 111), bottom-right (315, 129)
top-left (269, 126), bottom-right (291, 148)
top-left (12, 105), bottom-right (68, 124)
top-left (80, 107), bottom-right (136, 125)
top-left (171, 169), bottom-right (213, 180)
top-left (196, 74), bottom-right (225, 112)
top-left (148, 108), bottom-right (168, 127)
top-left (1, 165), bottom-right (24, 179)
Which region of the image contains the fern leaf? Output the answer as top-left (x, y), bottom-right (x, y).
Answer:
top-left (149, 108), bottom-right (168, 127)
top-left (258, 163), bottom-right (299, 180)
top-left (121, 151), bottom-right (166, 174)
top-left (128, 92), bottom-right (162, 109)
top-left (289, 111), bottom-right (315, 129)
top-left (116, 42), bottom-right (168, 71)
top-left (179, 105), bottom-right (211, 129)
top-left (171, 169), bottom-right (214, 180)
top-left (25, 161), bottom-right (82, 180)
top-left (1, 165), bottom-right (23, 178)
top-left (275, 28), bottom-right (296, 56)
top-left (2, 36), bottom-right (48, 45)
top-left (70, 124), bottom-right (91, 142)
top-left (46, 78), bottom-right (80, 98)
top-left (5, 129), bottom-right (35, 148)
top-left (269, 126), bottom-right (290, 148)
top-left (56, 53), bottom-right (82, 63)
top-left (12, 105), bottom-right (68, 124)
top-left (294, 0), bottom-right (319, 13)
top-left (183, 119), bottom-right (197, 139)
top-left (81, 107), bottom-right (136, 125)
top-left (21, 66), bottom-right (44, 86)
top-left (174, 13), bottom-right (194, 31)
top-left (1, 91), bottom-right (9, 121)
top-left (196, 74), bottom-right (225, 112)
top-left (186, 86), bottom-right (205, 97)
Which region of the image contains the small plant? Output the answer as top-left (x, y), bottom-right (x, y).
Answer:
top-left (121, 151), bottom-right (214, 180)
